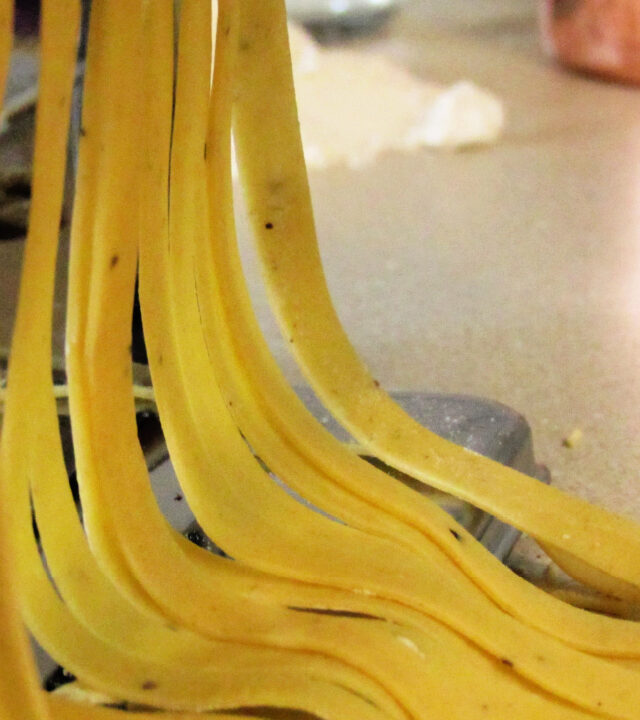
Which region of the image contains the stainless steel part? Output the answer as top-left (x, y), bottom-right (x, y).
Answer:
top-left (174, 389), bottom-right (550, 563)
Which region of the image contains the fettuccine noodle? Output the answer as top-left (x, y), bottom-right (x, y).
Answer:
top-left (1, 2), bottom-right (640, 719)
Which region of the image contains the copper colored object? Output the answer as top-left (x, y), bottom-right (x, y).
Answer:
top-left (540, 0), bottom-right (640, 84)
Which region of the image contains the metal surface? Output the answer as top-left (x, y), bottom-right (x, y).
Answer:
top-left (158, 389), bottom-right (550, 563)
top-left (305, 388), bottom-right (550, 559)
top-left (297, 388), bottom-right (550, 558)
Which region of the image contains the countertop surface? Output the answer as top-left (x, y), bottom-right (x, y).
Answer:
top-left (4, 0), bottom-right (640, 576)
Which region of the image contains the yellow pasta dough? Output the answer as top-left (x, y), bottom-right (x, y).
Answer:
top-left (2, 2), bottom-right (640, 719)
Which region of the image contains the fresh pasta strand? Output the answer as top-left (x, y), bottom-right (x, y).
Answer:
top-left (232, 0), bottom-right (640, 605)
top-left (0, 2), bottom-right (399, 718)
top-left (201, 0), bottom-right (640, 665)
top-left (3, 0), bottom-right (640, 719)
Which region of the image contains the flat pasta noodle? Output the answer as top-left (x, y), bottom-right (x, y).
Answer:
top-left (0, 2), bottom-right (396, 718)
top-left (2, 1), bottom-right (640, 719)
top-left (231, 0), bottom-right (640, 603)
top-left (203, 0), bottom-right (640, 663)
top-left (142, 3), bottom-right (640, 716)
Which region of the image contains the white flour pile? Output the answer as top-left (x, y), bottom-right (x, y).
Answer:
top-left (286, 22), bottom-right (505, 170)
